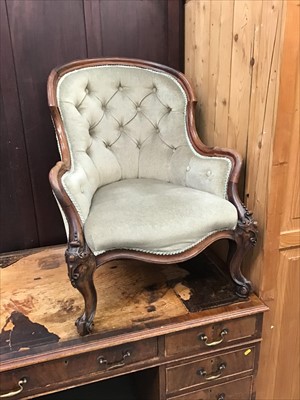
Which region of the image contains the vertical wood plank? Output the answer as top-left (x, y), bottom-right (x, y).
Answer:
top-left (276, 26), bottom-right (299, 234)
top-left (184, 1), bottom-right (195, 82)
top-left (227, 0), bottom-right (262, 193)
top-left (213, 1), bottom-right (234, 149)
top-left (192, 1), bottom-right (211, 144)
top-left (273, 250), bottom-right (300, 399)
top-left (185, 0), bottom-right (235, 148)
top-left (84, 0), bottom-right (183, 71)
top-left (244, 0), bottom-right (285, 289)
top-left (84, 0), bottom-right (103, 58)
top-left (6, 0), bottom-right (88, 247)
top-left (99, 0), bottom-right (168, 64)
top-left (257, 249), bottom-right (300, 400)
top-left (206, 0), bottom-right (222, 147)
top-left (167, 0), bottom-right (184, 71)
top-left (0, 0), bottom-right (39, 252)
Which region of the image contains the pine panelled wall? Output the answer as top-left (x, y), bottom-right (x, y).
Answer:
top-left (0, 0), bottom-right (183, 253)
top-left (185, 1), bottom-right (299, 399)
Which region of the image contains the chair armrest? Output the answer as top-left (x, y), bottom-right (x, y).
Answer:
top-left (183, 101), bottom-right (250, 222)
top-left (171, 145), bottom-right (233, 199)
top-left (49, 161), bottom-right (85, 247)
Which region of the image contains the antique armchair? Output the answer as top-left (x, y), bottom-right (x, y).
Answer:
top-left (47, 58), bottom-right (257, 336)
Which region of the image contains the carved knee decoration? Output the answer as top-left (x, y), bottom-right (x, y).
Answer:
top-left (65, 239), bottom-right (97, 336)
top-left (228, 204), bottom-right (258, 297)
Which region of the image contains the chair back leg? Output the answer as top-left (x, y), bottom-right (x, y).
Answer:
top-left (227, 219), bottom-right (258, 297)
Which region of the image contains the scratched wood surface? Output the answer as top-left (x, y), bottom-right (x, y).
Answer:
top-left (0, 245), bottom-right (249, 366)
top-left (0, 246), bottom-right (189, 346)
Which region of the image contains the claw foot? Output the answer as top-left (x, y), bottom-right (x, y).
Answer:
top-left (235, 283), bottom-right (252, 298)
top-left (75, 314), bottom-right (94, 336)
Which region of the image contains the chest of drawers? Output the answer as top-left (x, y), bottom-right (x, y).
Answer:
top-left (0, 247), bottom-right (267, 399)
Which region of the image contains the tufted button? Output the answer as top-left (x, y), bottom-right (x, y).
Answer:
top-left (172, 146), bottom-right (176, 153)
top-left (136, 106), bottom-right (141, 112)
top-left (152, 86), bottom-right (157, 93)
top-left (206, 170), bottom-right (212, 177)
top-left (154, 126), bottom-right (160, 133)
top-left (85, 87), bottom-right (89, 94)
top-left (102, 103), bottom-right (107, 111)
top-left (80, 186), bottom-right (84, 194)
top-left (118, 83), bottom-right (123, 91)
top-left (186, 166), bottom-right (191, 171)
top-left (136, 142), bottom-right (141, 149)
top-left (167, 106), bottom-right (172, 113)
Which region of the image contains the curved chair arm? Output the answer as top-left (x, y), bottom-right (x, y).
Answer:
top-left (184, 114), bottom-right (258, 269)
top-left (184, 101), bottom-right (251, 223)
top-left (49, 161), bottom-right (85, 248)
top-left (48, 104), bottom-right (93, 250)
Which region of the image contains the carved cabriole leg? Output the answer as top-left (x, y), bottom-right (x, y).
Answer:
top-left (228, 207), bottom-right (258, 298)
top-left (65, 240), bottom-right (97, 336)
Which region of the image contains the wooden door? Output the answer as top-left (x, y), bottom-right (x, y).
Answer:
top-left (256, 2), bottom-right (300, 398)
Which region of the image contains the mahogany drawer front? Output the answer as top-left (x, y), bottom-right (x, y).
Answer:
top-left (167, 376), bottom-right (253, 400)
top-left (0, 338), bottom-right (157, 399)
top-left (165, 315), bottom-right (258, 357)
top-left (166, 345), bottom-right (256, 394)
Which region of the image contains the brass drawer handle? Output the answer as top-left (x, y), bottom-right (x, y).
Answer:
top-left (199, 328), bottom-right (228, 346)
top-left (0, 378), bottom-right (27, 398)
top-left (217, 394), bottom-right (226, 400)
top-left (197, 362), bottom-right (227, 381)
top-left (97, 350), bottom-right (131, 371)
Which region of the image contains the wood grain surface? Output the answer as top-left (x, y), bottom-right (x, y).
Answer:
top-left (0, 1), bottom-right (39, 251)
top-left (0, 246), bottom-right (188, 342)
top-left (0, 245), bottom-right (267, 371)
top-left (185, 1), bottom-right (300, 398)
top-left (0, 0), bottom-right (183, 253)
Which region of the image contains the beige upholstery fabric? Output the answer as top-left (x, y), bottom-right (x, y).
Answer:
top-left (84, 179), bottom-right (237, 255)
top-left (55, 64), bottom-right (236, 255)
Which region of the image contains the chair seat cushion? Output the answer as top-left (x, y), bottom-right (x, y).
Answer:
top-left (84, 179), bottom-right (238, 255)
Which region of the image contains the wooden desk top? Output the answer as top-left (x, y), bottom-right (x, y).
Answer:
top-left (0, 246), bottom-right (267, 372)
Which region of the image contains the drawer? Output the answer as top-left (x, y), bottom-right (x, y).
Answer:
top-left (166, 345), bottom-right (255, 394)
top-left (0, 338), bottom-right (157, 399)
top-left (168, 376), bottom-right (253, 400)
top-left (165, 315), bottom-right (258, 357)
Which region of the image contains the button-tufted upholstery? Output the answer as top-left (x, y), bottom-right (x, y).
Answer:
top-left (84, 179), bottom-right (237, 255)
top-left (48, 59), bottom-right (258, 336)
top-left (56, 64), bottom-right (237, 255)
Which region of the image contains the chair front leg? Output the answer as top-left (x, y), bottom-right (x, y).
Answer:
top-left (65, 240), bottom-right (97, 336)
top-left (228, 207), bottom-right (258, 297)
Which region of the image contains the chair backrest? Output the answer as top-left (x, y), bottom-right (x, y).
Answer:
top-left (49, 60), bottom-right (231, 223)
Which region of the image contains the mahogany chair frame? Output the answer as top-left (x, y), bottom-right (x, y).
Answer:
top-left (47, 58), bottom-right (257, 336)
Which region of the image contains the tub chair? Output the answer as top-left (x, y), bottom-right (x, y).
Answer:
top-left (47, 58), bottom-right (257, 335)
